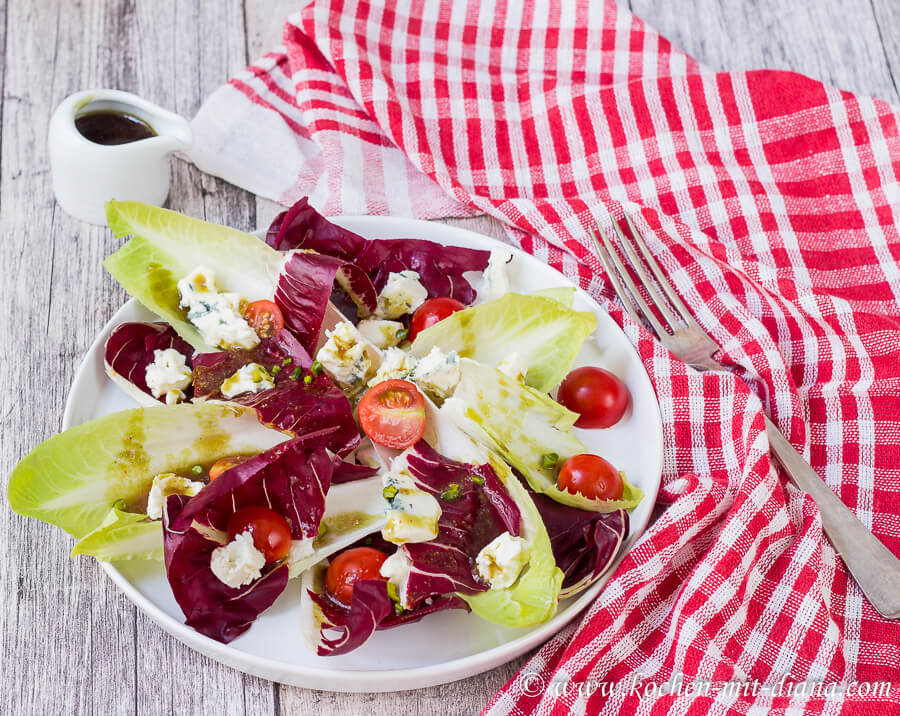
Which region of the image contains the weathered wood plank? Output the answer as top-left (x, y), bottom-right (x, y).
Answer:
top-left (871, 0), bottom-right (900, 103)
top-left (632, 0), bottom-right (900, 104)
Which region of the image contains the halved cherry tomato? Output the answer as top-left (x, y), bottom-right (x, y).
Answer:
top-left (409, 297), bottom-right (466, 342)
top-left (325, 547), bottom-right (388, 605)
top-left (244, 299), bottom-right (284, 338)
top-left (357, 379), bottom-right (426, 449)
top-left (208, 455), bottom-right (250, 482)
top-left (558, 454), bottom-right (623, 501)
top-left (557, 367), bottom-right (629, 429)
top-left (226, 506), bottom-right (292, 563)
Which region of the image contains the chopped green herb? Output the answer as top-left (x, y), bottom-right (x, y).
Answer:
top-left (393, 602), bottom-right (404, 615)
top-left (190, 465), bottom-right (203, 475)
top-left (541, 452), bottom-right (559, 469)
top-left (469, 474), bottom-right (485, 485)
top-left (382, 484), bottom-right (399, 501)
top-left (386, 582), bottom-right (400, 603)
top-left (310, 360), bottom-right (323, 376)
top-left (291, 367), bottom-right (303, 381)
top-left (303, 374), bottom-right (313, 385)
top-left (440, 483), bottom-right (461, 501)
top-left (396, 328), bottom-right (409, 341)
top-left (282, 358), bottom-right (293, 366)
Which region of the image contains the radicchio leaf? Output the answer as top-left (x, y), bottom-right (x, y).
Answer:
top-left (308, 579), bottom-right (467, 657)
top-left (398, 441), bottom-right (521, 608)
top-left (193, 330), bottom-right (361, 457)
top-left (274, 251), bottom-right (377, 352)
top-left (104, 322), bottom-right (194, 402)
top-left (519, 472), bottom-right (628, 595)
top-left (163, 439), bottom-right (333, 643)
top-left (266, 197), bottom-right (490, 305)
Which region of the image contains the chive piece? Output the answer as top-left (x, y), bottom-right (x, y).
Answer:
top-left (282, 358), bottom-right (293, 366)
top-left (541, 452), bottom-right (559, 469)
top-left (292, 367), bottom-right (303, 381)
top-left (303, 374), bottom-right (313, 385)
top-left (382, 484), bottom-right (399, 501)
top-left (440, 483), bottom-right (461, 501)
top-left (393, 602), bottom-right (404, 615)
top-left (190, 465), bottom-right (203, 475)
top-left (310, 360), bottom-right (323, 376)
top-left (386, 582), bottom-right (400, 603)
top-left (469, 474), bottom-right (485, 485)
top-left (396, 328), bottom-right (409, 341)
top-left (271, 364), bottom-right (281, 375)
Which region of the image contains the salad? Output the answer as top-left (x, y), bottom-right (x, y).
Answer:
top-left (9, 198), bottom-right (643, 655)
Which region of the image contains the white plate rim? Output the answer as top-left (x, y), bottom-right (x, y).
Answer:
top-left (62, 214), bottom-right (663, 692)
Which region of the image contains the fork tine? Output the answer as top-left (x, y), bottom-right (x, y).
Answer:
top-left (612, 218), bottom-right (685, 331)
top-left (622, 213), bottom-right (702, 330)
top-left (591, 225), bottom-right (669, 338)
top-left (590, 231), bottom-right (646, 329)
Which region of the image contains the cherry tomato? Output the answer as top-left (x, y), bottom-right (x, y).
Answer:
top-left (409, 297), bottom-right (466, 342)
top-left (557, 367), bottom-right (629, 428)
top-left (558, 454), bottom-right (623, 501)
top-left (244, 300), bottom-right (284, 338)
top-left (208, 455), bottom-right (250, 482)
top-left (325, 547), bottom-right (388, 605)
top-left (357, 379), bottom-right (426, 449)
top-left (226, 506), bottom-right (292, 563)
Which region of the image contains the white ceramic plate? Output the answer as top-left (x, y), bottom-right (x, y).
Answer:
top-left (62, 215), bottom-right (662, 692)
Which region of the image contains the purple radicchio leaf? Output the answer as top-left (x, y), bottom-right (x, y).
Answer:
top-left (104, 322), bottom-right (194, 402)
top-left (309, 579), bottom-right (467, 657)
top-left (398, 441), bottom-right (522, 608)
top-left (162, 439), bottom-right (334, 643)
top-left (266, 197), bottom-right (490, 305)
top-left (331, 460), bottom-right (379, 484)
top-left (193, 331), bottom-right (361, 457)
top-left (274, 251), bottom-right (377, 352)
top-left (517, 471), bottom-right (628, 593)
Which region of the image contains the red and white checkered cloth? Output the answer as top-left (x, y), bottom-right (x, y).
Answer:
top-left (191, 1), bottom-right (900, 712)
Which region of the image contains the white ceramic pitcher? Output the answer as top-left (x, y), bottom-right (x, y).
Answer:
top-left (48, 89), bottom-right (193, 225)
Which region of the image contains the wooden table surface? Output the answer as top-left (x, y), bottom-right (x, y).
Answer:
top-left (2, 1), bottom-right (899, 714)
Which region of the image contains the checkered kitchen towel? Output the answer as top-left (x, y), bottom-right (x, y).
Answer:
top-left (190, 1), bottom-right (900, 712)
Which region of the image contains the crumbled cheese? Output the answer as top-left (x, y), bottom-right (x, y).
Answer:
top-left (375, 270), bottom-right (428, 319)
top-left (146, 472), bottom-right (205, 520)
top-left (497, 352), bottom-right (527, 383)
top-left (476, 531), bottom-right (530, 589)
top-left (210, 530), bottom-right (266, 589)
top-left (368, 347), bottom-right (418, 387)
top-left (381, 470), bottom-right (441, 544)
top-left (411, 347), bottom-right (460, 399)
top-left (477, 249), bottom-right (512, 303)
top-left (380, 549), bottom-right (413, 608)
top-left (357, 319), bottom-right (406, 349)
top-left (220, 362), bottom-right (274, 399)
top-left (316, 321), bottom-right (374, 392)
top-left (288, 538), bottom-right (315, 563)
top-left (177, 266), bottom-right (260, 350)
top-left (145, 348), bottom-right (192, 404)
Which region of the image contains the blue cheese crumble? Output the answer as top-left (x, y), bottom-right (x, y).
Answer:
top-left (177, 266), bottom-right (260, 350)
top-left (381, 465), bottom-right (441, 544)
top-left (316, 321), bottom-right (375, 392)
top-left (368, 347), bottom-right (418, 387)
top-left (220, 362), bottom-right (275, 399)
top-left (375, 270), bottom-right (428, 318)
top-left (357, 318), bottom-right (406, 349)
top-left (210, 530), bottom-right (266, 588)
top-left (145, 348), bottom-right (192, 404)
top-left (146, 472), bottom-right (205, 520)
top-left (475, 531), bottom-right (530, 589)
top-left (477, 249), bottom-right (512, 304)
top-left (411, 347), bottom-right (460, 399)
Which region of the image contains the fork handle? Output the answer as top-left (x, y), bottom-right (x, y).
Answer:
top-left (765, 416), bottom-right (900, 619)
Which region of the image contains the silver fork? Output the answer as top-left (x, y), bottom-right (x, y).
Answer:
top-left (592, 215), bottom-right (900, 620)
